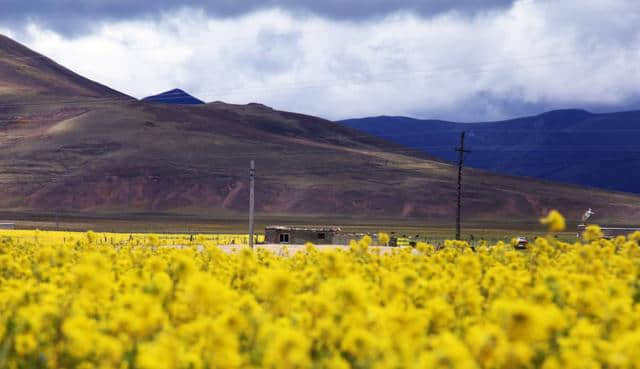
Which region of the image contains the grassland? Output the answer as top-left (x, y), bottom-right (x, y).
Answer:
top-left (0, 211), bottom-right (580, 245)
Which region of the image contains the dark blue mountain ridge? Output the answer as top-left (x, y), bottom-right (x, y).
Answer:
top-left (142, 88), bottom-right (205, 105)
top-left (340, 109), bottom-right (640, 194)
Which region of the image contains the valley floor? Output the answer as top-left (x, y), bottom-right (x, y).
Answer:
top-left (0, 211), bottom-right (581, 244)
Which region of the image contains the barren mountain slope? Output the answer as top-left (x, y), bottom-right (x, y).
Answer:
top-left (1, 34), bottom-right (639, 224)
top-left (0, 35), bottom-right (129, 102)
top-left (342, 110), bottom-right (640, 194)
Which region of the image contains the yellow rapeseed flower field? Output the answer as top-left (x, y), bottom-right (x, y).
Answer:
top-left (1, 221), bottom-right (640, 369)
top-left (1, 230), bottom-right (264, 247)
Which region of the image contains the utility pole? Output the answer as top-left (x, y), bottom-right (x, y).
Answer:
top-left (249, 160), bottom-right (255, 248)
top-left (455, 132), bottom-right (471, 240)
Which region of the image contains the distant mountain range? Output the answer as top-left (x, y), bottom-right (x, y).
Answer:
top-left (142, 88), bottom-right (205, 105)
top-left (1, 33), bottom-right (640, 224)
top-left (341, 109), bottom-right (640, 194)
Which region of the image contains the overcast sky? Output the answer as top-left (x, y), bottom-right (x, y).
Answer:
top-left (1, 0), bottom-right (639, 121)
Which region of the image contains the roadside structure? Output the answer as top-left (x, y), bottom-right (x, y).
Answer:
top-left (577, 224), bottom-right (640, 239)
top-left (576, 208), bottom-right (639, 239)
top-left (265, 226), bottom-right (341, 245)
top-left (264, 226), bottom-right (403, 246)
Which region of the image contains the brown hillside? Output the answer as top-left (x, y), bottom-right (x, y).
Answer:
top-left (1, 34), bottom-right (639, 225)
top-left (0, 34), bottom-right (130, 101)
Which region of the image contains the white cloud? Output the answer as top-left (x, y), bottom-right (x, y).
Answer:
top-left (0, 27), bottom-right (15, 38)
top-left (8, 0), bottom-right (640, 121)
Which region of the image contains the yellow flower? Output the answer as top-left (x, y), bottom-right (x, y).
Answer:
top-left (263, 327), bottom-right (311, 369)
top-left (466, 324), bottom-right (508, 368)
top-left (583, 225), bottom-right (604, 242)
top-left (3, 227), bottom-right (640, 369)
top-left (94, 334), bottom-right (124, 364)
top-left (14, 333), bottom-right (37, 356)
top-left (151, 271), bottom-right (173, 299)
top-left (62, 315), bottom-right (96, 358)
top-left (420, 333), bottom-right (478, 369)
top-left (490, 299), bottom-right (562, 342)
top-left (378, 232), bottom-right (390, 245)
top-left (341, 328), bottom-right (375, 358)
top-left (136, 333), bottom-right (179, 369)
top-left (540, 210), bottom-right (566, 232)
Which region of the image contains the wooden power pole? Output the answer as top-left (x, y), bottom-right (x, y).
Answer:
top-left (249, 160), bottom-right (255, 248)
top-left (455, 132), bottom-right (471, 240)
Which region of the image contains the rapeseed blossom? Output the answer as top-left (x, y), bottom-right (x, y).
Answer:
top-left (378, 232), bottom-right (390, 246)
top-left (0, 228), bottom-right (639, 369)
top-left (583, 224), bottom-right (604, 242)
top-left (540, 210), bottom-right (567, 232)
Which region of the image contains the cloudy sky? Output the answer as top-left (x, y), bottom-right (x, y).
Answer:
top-left (1, 0), bottom-right (639, 121)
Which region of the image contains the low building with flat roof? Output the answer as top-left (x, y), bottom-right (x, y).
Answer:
top-left (265, 226), bottom-right (341, 245)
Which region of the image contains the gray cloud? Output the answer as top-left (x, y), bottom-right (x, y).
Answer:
top-left (3, 0), bottom-right (640, 122)
top-left (0, 0), bottom-right (516, 35)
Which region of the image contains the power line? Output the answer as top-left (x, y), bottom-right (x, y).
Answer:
top-left (0, 46), bottom-right (616, 107)
top-left (210, 51), bottom-right (588, 97)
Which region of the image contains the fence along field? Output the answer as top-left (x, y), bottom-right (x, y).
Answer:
top-left (0, 229), bottom-right (550, 249)
top-left (1, 230), bottom-right (265, 247)
top-left (2, 212), bottom-right (640, 369)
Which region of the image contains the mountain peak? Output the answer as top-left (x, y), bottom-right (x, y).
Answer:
top-left (142, 89), bottom-right (205, 105)
top-left (539, 109), bottom-right (592, 119)
top-left (0, 34), bottom-right (129, 99)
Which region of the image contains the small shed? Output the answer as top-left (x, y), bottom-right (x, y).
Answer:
top-left (265, 226), bottom-right (341, 245)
